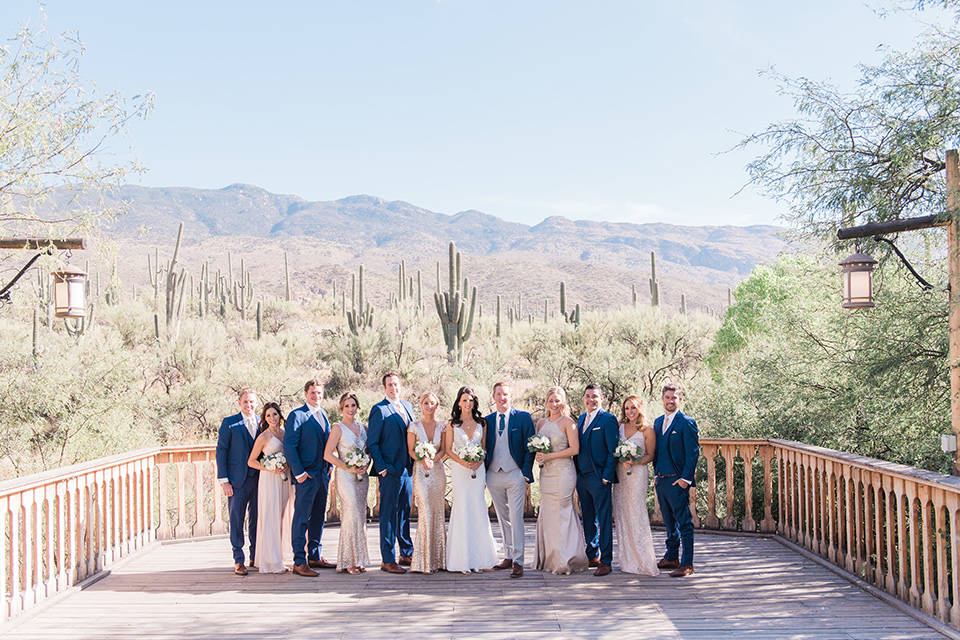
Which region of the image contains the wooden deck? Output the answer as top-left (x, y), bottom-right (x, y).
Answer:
top-left (3, 523), bottom-right (951, 640)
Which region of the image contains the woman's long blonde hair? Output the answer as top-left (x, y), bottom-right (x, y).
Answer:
top-left (543, 386), bottom-right (570, 418)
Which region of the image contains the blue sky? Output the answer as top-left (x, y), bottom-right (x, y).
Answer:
top-left (5, 1), bottom-right (952, 227)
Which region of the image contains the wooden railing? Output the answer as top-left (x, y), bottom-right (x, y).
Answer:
top-left (1, 440), bottom-right (959, 631)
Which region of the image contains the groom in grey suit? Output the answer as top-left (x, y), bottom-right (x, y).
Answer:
top-left (484, 381), bottom-right (535, 578)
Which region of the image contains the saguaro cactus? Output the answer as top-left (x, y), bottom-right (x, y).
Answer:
top-left (346, 265), bottom-right (374, 334)
top-left (559, 281), bottom-right (580, 326)
top-left (433, 241), bottom-right (476, 364)
top-left (650, 251), bottom-right (660, 309)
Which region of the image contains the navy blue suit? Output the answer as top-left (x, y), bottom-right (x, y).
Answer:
top-left (367, 398), bottom-right (415, 564)
top-left (216, 412), bottom-right (259, 565)
top-left (284, 403), bottom-right (332, 566)
top-left (575, 409), bottom-right (619, 566)
top-left (653, 410), bottom-right (700, 566)
top-left (483, 408), bottom-right (536, 483)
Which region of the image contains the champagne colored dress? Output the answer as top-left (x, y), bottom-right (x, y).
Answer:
top-left (335, 422), bottom-right (371, 571)
top-left (446, 424), bottom-right (499, 572)
top-left (408, 420), bottom-right (447, 573)
top-left (533, 419), bottom-right (589, 575)
top-left (612, 425), bottom-right (659, 576)
top-left (255, 433), bottom-right (294, 573)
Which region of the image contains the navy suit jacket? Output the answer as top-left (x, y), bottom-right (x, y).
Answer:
top-left (575, 409), bottom-right (620, 484)
top-left (216, 412), bottom-right (259, 490)
top-left (652, 411), bottom-right (700, 486)
top-left (484, 407), bottom-right (536, 483)
top-left (367, 398), bottom-right (415, 476)
top-left (283, 403), bottom-right (332, 486)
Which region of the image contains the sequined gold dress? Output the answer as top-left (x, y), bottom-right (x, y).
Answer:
top-left (335, 422), bottom-right (371, 571)
top-left (612, 425), bottom-right (659, 576)
top-left (533, 419), bottom-right (589, 574)
top-left (408, 420), bottom-right (447, 573)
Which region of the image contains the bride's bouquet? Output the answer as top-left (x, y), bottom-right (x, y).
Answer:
top-left (262, 451), bottom-right (288, 481)
top-left (526, 434), bottom-right (553, 468)
top-left (343, 447), bottom-right (370, 482)
top-left (615, 439), bottom-right (642, 475)
top-left (458, 443), bottom-right (485, 479)
top-left (413, 441), bottom-right (437, 477)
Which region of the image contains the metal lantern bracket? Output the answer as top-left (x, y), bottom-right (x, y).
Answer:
top-left (0, 247), bottom-right (54, 307)
top-left (871, 235), bottom-right (934, 291)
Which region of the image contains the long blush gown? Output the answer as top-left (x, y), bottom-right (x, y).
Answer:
top-left (335, 422), bottom-right (371, 571)
top-left (533, 419), bottom-right (589, 574)
top-left (408, 420), bottom-right (447, 573)
top-left (255, 433), bottom-right (294, 573)
top-left (612, 425), bottom-right (659, 576)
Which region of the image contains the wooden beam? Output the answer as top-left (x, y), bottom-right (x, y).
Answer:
top-left (0, 238), bottom-right (86, 250)
top-left (947, 149), bottom-right (960, 477)
top-left (836, 215), bottom-right (945, 240)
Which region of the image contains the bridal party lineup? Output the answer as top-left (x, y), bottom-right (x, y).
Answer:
top-left (216, 374), bottom-right (699, 579)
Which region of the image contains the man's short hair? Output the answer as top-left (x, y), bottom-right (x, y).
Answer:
top-left (381, 372), bottom-right (401, 387)
top-left (492, 381), bottom-right (511, 394)
top-left (661, 382), bottom-right (682, 396)
top-left (304, 378), bottom-right (323, 393)
top-left (238, 387), bottom-right (256, 400)
top-left (584, 383), bottom-right (603, 394)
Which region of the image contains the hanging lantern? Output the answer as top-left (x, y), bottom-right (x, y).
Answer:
top-left (52, 264), bottom-right (87, 318)
top-left (839, 251), bottom-right (876, 309)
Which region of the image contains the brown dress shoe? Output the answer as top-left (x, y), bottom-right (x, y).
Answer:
top-left (398, 556), bottom-right (413, 566)
top-left (593, 562), bottom-right (611, 577)
top-left (292, 564), bottom-right (318, 577)
top-left (308, 558), bottom-right (336, 569)
top-left (234, 563), bottom-right (248, 576)
top-left (657, 558), bottom-right (681, 570)
top-left (510, 562), bottom-right (523, 578)
top-left (380, 562), bottom-right (408, 574)
top-left (588, 557), bottom-right (601, 568)
top-left (492, 558), bottom-right (513, 570)
top-left (669, 565), bottom-right (694, 577)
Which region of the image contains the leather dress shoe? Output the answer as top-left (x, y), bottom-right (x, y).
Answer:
top-left (398, 556), bottom-right (413, 566)
top-left (248, 560), bottom-right (257, 569)
top-left (380, 562), bottom-right (408, 574)
top-left (292, 564), bottom-right (318, 577)
top-left (492, 558), bottom-right (513, 570)
top-left (234, 563), bottom-right (248, 576)
top-left (593, 562), bottom-right (611, 577)
top-left (669, 565), bottom-right (694, 577)
top-left (510, 562), bottom-right (523, 578)
top-left (657, 558), bottom-right (681, 570)
top-left (588, 557), bottom-right (601, 568)
top-left (308, 558), bottom-right (336, 569)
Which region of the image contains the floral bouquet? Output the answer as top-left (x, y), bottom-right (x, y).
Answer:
top-left (262, 451), bottom-right (288, 481)
top-left (526, 434), bottom-right (553, 468)
top-left (343, 447), bottom-right (370, 482)
top-left (615, 439), bottom-right (642, 475)
top-left (458, 443), bottom-right (486, 479)
top-left (414, 441), bottom-right (437, 477)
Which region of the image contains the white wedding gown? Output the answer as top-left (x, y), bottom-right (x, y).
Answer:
top-left (445, 424), bottom-right (499, 572)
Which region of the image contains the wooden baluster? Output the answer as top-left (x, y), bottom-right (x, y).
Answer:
top-left (799, 454), bottom-right (809, 548)
top-left (0, 495), bottom-right (8, 622)
top-left (842, 469), bottom-right (855, 575)
top-left (721, 443), bottom-right (737, 530)
top-left (652, 481), bottom-right (663, 526)
top-left (852, 469), bottom-right (865, 579)
top-left (872, 476), bottom-right (883, 589)
top-left (741, 445), bottom-right (756, 532)
top-left (110, 473), bottom-right (120, 564)
top-left (919, 486), bottom-right (935, 616)
top-left (948, 492), bottom-right (960, 629)
top-left (906, 487), bottom-right (921, 608)
top-left (146, 457), bottom-right (157, 544)
top-left (813, 457), bottom-right (824, 557)
top-left (192, 461), bottom-right (207, 537)
top-left (157, 462), bottom-right (171, 541)
top-left (825, 460), bottom-right (836, 564)
top-left (892, 479), bottom-right (907, 602)
top-left (44, 485), bottom-right (56, 598)
top-left (760, 445), bottom-right (776, 533)
top-left (211, 461), bottom-right (227, 535)
top-left (780, 450), bottom-right (791, 539)
top-left (689, 485), bottom-right (700, 528)
top-left (174, 463), bottom-right (191, 539)
top-left (703, 443), bottom-right (719, 529)
top-left (67, 477), bottom-right (79, 586)
top-left (935, 491), bottom-right (950, 624)
top-left (883, 475), bottom-right (897, 596)
top-left (28, 490), bottom-right (39, 607)
top-left (9, 495), bottom-right (22, 617)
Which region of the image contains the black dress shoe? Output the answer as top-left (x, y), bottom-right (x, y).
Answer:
top-left (657, 558), bottom-right (681, 570)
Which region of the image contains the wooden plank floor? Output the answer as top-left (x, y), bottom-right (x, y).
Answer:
top-left (3, 523), bottom-right (949, 640)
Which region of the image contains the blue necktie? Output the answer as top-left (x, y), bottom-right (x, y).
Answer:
top-left (498, 413), bottom-right (505, 437)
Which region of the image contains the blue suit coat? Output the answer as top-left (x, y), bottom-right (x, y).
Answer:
top-left (484, 408), bottom-right (536, 483)
top-left (575, 409), bottom-right (620, 484)
top-left (367, 398), bottom-right (415, 476)
top-left (652, 411), bottom-right (700, 486)
top-left (283, 404), bottom-right (332, 486)
top-left (216, 412), bottom-right (259, 489)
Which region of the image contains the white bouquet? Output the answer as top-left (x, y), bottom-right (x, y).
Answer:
top-left (615, 439), bottom-right (642, 475)
top-left (458, 443), bottom-right (486, 479)
top-left (343, 447), bottom-right (370, 482)
top-left (414, 441), bottom-right (437, 477)
top-left (526, 434), bottom-right (553, 468)
top-left (262, 451), bottom-right (287, 481)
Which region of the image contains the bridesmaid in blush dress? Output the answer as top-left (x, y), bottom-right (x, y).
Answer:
top-left (247, 402), bottom-right (294, 574)
top-left (406, 392), bottom-right (447, 573)
top-left (323, 392), bottom-right (371, 575)
top-left (612, 394), bottom-right (659, 576)
top-left (532, 387), bottom-right (589, 575)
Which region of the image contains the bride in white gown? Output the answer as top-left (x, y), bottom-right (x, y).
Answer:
top-left (444, 386), bottom-right (499, 573)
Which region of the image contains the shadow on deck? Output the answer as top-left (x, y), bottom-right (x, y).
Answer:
top-left (1, 523), bottom-right (950, 640)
